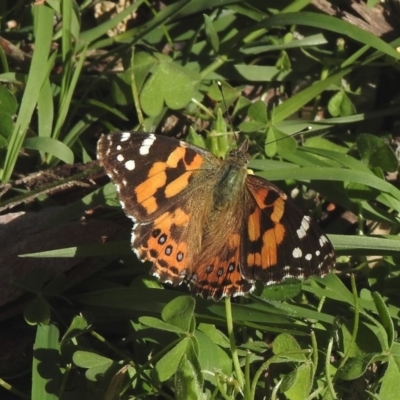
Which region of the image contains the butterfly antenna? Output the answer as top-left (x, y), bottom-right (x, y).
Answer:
top-left (217, 81), bottom-right (239, 147)
top-left (264, 126), bottom-right (313, 146)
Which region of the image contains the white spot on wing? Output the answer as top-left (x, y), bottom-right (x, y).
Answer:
top-left (117, 154), bottom-right (124, 162)
top-left (292, 247), bottom-right (302, 258)
top-left (305, 253), bottom-right (312, 261)
top-left (139, 134), bottom-right (156, 155)
top-left (125, 160), bottom-right (135, 170)
top-left (120, 132), bottom-right (131, 142)
top-left (319, 235), bottom-right (329, 247)
top-left (296, 216), bottom-right (310, 239)
top-left (116, 145), bottom-right (122, 151)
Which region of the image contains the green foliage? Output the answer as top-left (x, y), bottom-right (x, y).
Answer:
top-left (1, 0), bottom-right (400, 399)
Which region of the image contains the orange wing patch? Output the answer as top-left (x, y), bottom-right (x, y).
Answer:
top-left (260, 223), bottom-right (285, 268)
top-left (167, 147), bottom-right (204, 170)
top-left (245, 182), bottom-right (287, 271)
top-left (165, 171), bottom-right (193, 198)
top-left (134, 149), bottom-right (204, 216)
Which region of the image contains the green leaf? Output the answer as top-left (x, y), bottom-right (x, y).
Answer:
top-left (38, 78), bottom-right (54, 139)
top-left (61, 315), bottom-right (89, 342)
top-left (140, 56), bottom-right (200, 116)
top-left (327, 235), bottom-right (400, 256)
top-left (175, 338), bottom-right (204, 400)
top-left (139, 316), bottom-right (186, 334)
top-left (373, 291), bottom-right (394, 349)
top-left (24, 295), bottom-right (51, 326)
top-left (241, 33), bottom-right (328, 54)
top-left (328, 90), bottom-right (356, 117)
top-left (265, 128), bottom-right (277, 158)
top-left (203, 14), bottom-right (219, 53)
top-left (380, 356), bottom-right (400, 400)
top-left (272, 127), bottom-right (297, 156)
top-left (156, 337), bottom-right (190, 382)
top-left (2, 4), bottom-right (54, 182)
top-left (273, 333), bottom-right (307, 361)
top-left (282, 363), bottom-right (313, 400)
top-left (234, 64), bottom-right (291, 81)
top-left (336, 354), bottom-right (378, 380)
top-left (258, 12), bottom-right (400, 60)
top-left (195, 330), bottom-right (232, 377)
top-left (161, 295), bottom-right (195, 333)
top-left (186, 126), bottom-right (207, 148)
top-left (340, 319), bottom-right (384, 357)
top-left (23, 137), bottom-right (74, 164)
top-left (272, 67), bottom-right (351, 124)
top-left (240, 120), bottom-right (267, 132)
top-left (32, 324), bottom-right (60, 400)
top-left (356, 133), bottom-right (398, 172)
top-left (197, 323), bottom-right (230, 348)
top-left (0, 111), bottom-right (14, 143)
top-left (208, 81), bottom-right (240, 106)
top-left (259, 280), bottom-right (302, 301)
top-left (73, 351), bottom-right (114, 382)
top-left (247, 100), bottom-right (268, 123)
top-left (73, 351), bottom-right (113, 369)
top-left (306, 274), bottom-right (354, 305)
top-left (0, 84), bottom-right (17, 116)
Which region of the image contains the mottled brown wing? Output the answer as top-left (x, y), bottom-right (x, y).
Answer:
top-left (189, 231), bottom-right (254, 300)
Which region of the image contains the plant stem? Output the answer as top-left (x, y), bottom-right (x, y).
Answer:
top-left (224, 297), bottom-right (245, 389)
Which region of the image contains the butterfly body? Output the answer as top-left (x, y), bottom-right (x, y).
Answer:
top-left (97, 132), bottom-right (335, 300)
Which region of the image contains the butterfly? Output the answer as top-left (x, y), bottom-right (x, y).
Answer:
top-left (97, 132), bottom-right (335, 300)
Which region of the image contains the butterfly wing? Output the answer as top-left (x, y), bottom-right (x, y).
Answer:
top-left (242, 174), bottom-right (335, 283)
top-left (189, 216), bottom-right (254, 300)
top-left (97, 132), bottom-right (222, 286)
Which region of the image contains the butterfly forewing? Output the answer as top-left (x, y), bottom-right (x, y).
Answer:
top-left (97, 132), bottom-right (217, 221)
top-left (243, 175), bottom-right (335, 283)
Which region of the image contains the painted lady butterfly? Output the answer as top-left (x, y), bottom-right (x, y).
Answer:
top-left (97, 132), bottom-right (335, 300)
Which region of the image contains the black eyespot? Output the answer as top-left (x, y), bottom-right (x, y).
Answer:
top-left (206, 265), bottom-right (214, 274)
top-left (158, 233), bottom-right (167, 244)
top-left (149, 249), bottom-right (158, 258)
top-left (152, 228), bottom-right (161, 238)
top-left (228, 263), bottom-right (235, 273)
top-left (177, 252), bottom-right (184, 262)
top-left (165, 245), bottom-right (172, 255)
top-left (217, 268), bottom-right (224, 277)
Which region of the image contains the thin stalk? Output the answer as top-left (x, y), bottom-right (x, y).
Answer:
top-left (224, 297), bottom-right (244, 389)
top-left (334, 275), bottom-right (360, 379)
top-left (325, 334), bottom-right (337, 399)
top-left (130, 49), bottom-right (145, 128)
top-left (0, 377), bottom-right (30, 400)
